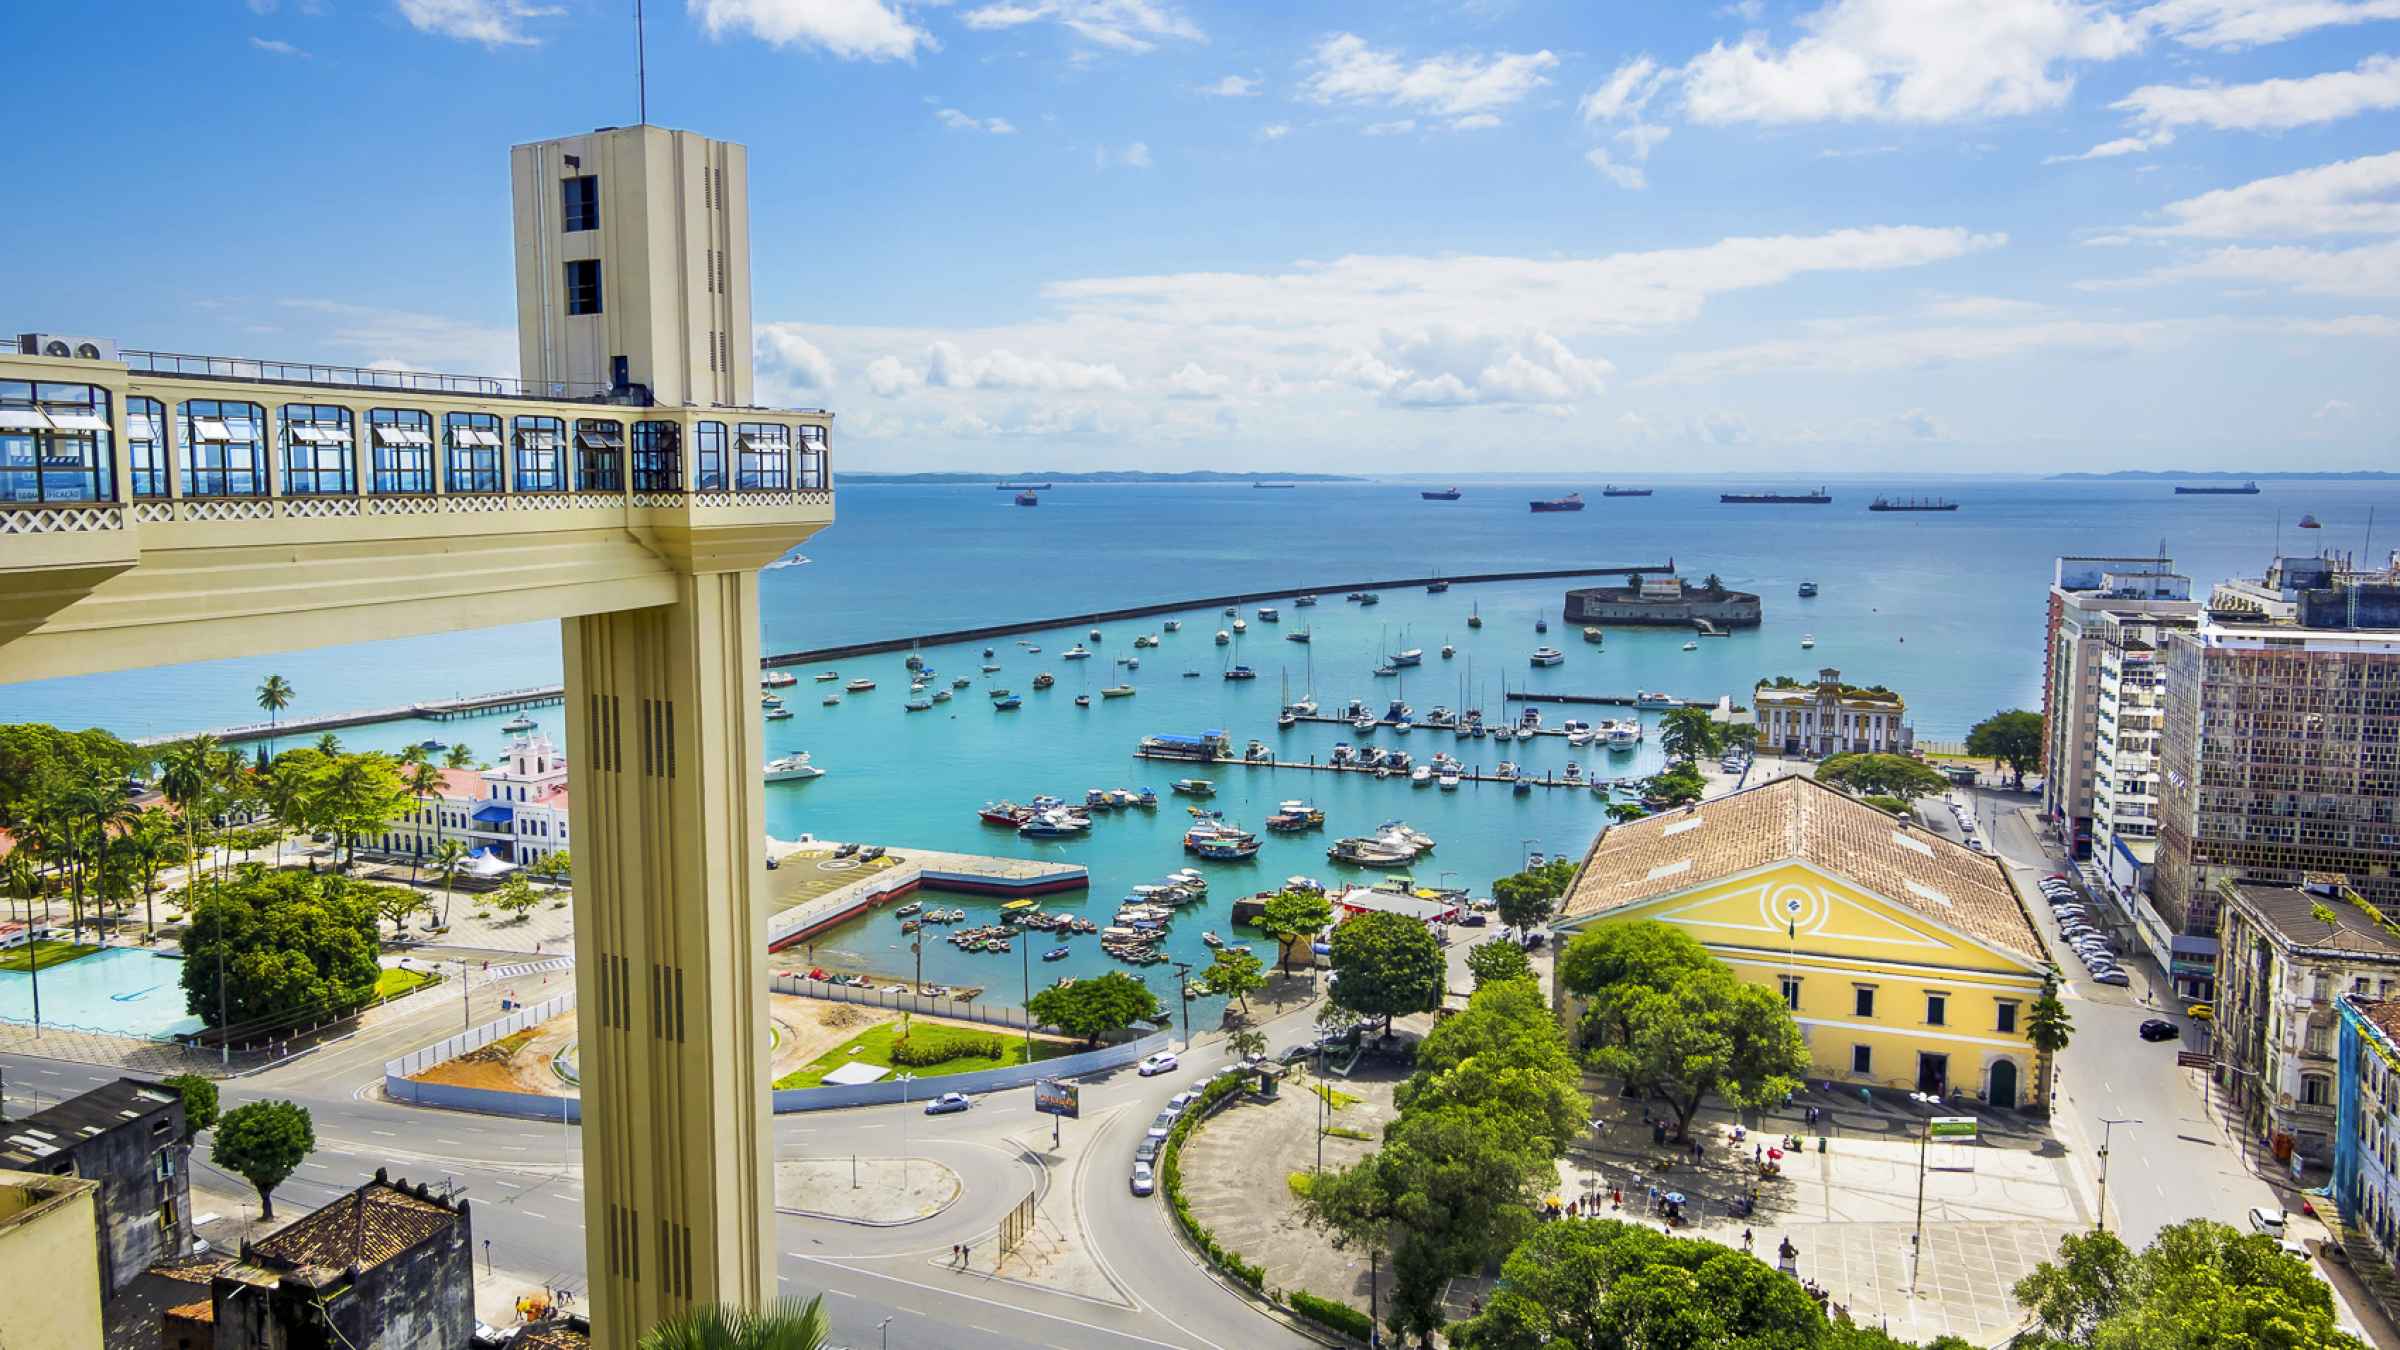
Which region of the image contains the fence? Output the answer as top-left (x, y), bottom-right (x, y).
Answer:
top-left (768, 971), bottom-right (1036, 1031)
top-left (767, 1029), bottom-right (1172, 1113)
top-left (384, 990), bottom-right (576, 1080)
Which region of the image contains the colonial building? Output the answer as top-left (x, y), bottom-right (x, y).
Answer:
top-left (1752, 668), bottom-right (1913, 758)
top-left (373, 734), bottom-right (571, 869)
top-left (0, 1077), bottom-right (191, 1299)
top-left (2335, 994), bottom-right (2400, 1273)
top-left (2215, 878), bottom-right (2400, 1168)
top-left (1554, 775), bottom-right (2050, 1108)
top-left (2040, 556), bottom-right (2196, 859)
top-left (210, 1170), bottom-right (474, 1350)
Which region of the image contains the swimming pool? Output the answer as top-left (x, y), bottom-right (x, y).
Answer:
top-left (0, 947), bottom-right (204, 1040)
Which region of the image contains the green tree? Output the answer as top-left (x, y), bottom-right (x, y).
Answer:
top-left (1658, 705), bottom-right (1721, 763)
top-left (1199, 944), bottom-right (1267, 1014)
top-left (1327, 911), bottom-right (1446, 1036)
top-left (637, 1294), bottom-right (829, 1350)
top-left (1643, 762), bottom-right (1707, 808)
top-left (1967, 709), bottom-right (2045, 788)
top-left (1025, 970), bottom-right (1162, 1047)
top-left (1397, 976), bottom-right (1587, 1157)
top-left (431, 838), bottom-right (469, 926)
top-left (212, 1099), bottom-right (315, 1219)
top-left (178, 870), bottom-right (384, 1028)
top-left (401, 758), bottom-right (444, 881)
top-left (318, 752), bottom-right (410, 869)
top-left (1491, 861), bottom-right (1575, 935)
top-left (119, 810), bottom-right (177, 937)
top-left (443, 742), bottom-right (475, 770)
top-left (2015, 1218), bottom-right (2362, 1350)
top-left (157, 735), bottom-right (222, 892)
top-left (1464, 938), bottom-right (1533, 989)
top-left (490, 873), bottom-right (543, 924)
top-left (1453, 1219), bottom-right (1837, 1350)
top-left (531, 848), bottom-right (572, 883)
top-left (255, 674), bottom-right (295, 757)
top-left (2027, 975), bottom-right (2073, 1118)
top-left (1228, 1027), bottom-right (1268, 1062)
top-left (313, 732), bottom-right (342, 757)
top-left (1604, 801), bottom-right (1650, 824)
top-left (1557, 921), bottom-right (1716, 1044)
top-left (1817, 751), bottom-right (1948, 801)
top-left (1563, 923), bottom-right (1805, 1140)
top-left (159, 1073), bottom-right (220, 1142)
top-left (373, 887), bottom-right (429, 938)
top-left (1255, 888), bottom-right (1333, 974)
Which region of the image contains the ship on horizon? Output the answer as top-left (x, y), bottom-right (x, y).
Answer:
top-left (1602, 485), bottom-right (1652, 497)
top-left (1868, 495), bottom-right (1958, 512)
top-left (996, 482), bottom-right (1055, 491)
top-left (2173, 480), bottom-right (2260, 495)
top-left (1721, 487), bottom-right (1832, 504)
top-left (1252, 481), bottom-right (1297, 489)
top-left (1421, 486), bottom-right (1462, 500)
top-left (1529, 491), bottom-right (1585, 513)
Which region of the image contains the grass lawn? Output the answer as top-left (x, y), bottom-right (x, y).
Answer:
top-left (373, 966), bottom-right (442, 1001)
top-left (773, 1020), bottom-right (1074, 1090)
top-left (0, 940), bottom-right (100, 973)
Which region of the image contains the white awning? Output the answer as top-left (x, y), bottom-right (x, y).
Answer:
top-left (221, 417), bottom-right (261, 441)
top-left (43, 409), bottom-right (110, 433)
top-left (516, 429), bottom-right (562, 451)
top-left (0, 408), bottom-right (52, 431)
top-left (738, 430), bottom-right (790, 451)
top-left (373, 424), bottom-right (432, 448)
top-left (189, 417), bottom-right (235, 442)
top-left (125, 413), bottom-right (162, 441)
top-left (577, 424), bottom-right (624, 449)
top-left (290, 425), bottom-right (352, 446)
top-left (454, 427), bottom-right (503, 448)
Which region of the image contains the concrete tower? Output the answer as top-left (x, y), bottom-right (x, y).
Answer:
top-left (511, 125), bottom-right (753, 408)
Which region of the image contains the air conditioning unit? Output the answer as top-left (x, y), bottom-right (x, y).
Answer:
top-left (17, 333), bottom-right (119, 362)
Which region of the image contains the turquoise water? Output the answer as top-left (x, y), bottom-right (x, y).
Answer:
top-left (0, 947), bottom-right (202, 1039)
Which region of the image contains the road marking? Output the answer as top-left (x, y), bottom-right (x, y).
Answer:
top-left (35, 1069), bottom-right (59, 1076)
top-left (439, 1139), bottom-right (464, 1146)
top-left (495, 1180), bottom-right (521, 1189)
top-left (370, 1130), bottom-right (396, 1137)
top-left (300, 1163), bottom-right (330, 1172)
top-left (522, 1210), bottom-right (548, 1220)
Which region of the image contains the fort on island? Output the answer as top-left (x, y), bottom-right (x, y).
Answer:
top-left (1563, 572), bottom-right (1762, 628)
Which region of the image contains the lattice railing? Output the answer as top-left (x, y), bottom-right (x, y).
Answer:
top-left (0, 505), bottom-right (125, 535)
top-left (278, 498), bottom-right (362, 519)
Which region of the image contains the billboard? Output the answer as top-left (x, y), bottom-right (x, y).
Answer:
top-left (1928, 1116), bottom-right (1979, 1141)
top-left (1034, 1078), bottom-right (1079, 1119)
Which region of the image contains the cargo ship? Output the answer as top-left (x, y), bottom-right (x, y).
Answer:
top-left (995, 482), bottom-right (1054, 491)
top-left (1721, 488), bottom-right (1832, 504)
top-left (1601, 485), bottom-right (1653, 497)
top-left (1421, 487), bottom-right (1462, 500)
top-left (2173, 480), bottom-right (2259, 494)
top-left (1529, 492), bottom-right (1586, 513)
top-left (1252, 481), bottom-right (1297, 489)
top-left (1868, 496), bottom-right (1957, 512)
top-left (1014, 491), bottom-right (1039, 506)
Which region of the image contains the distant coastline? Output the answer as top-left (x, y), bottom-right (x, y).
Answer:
top-left (2049, 470), bottom-right (2400, 481)
top-left (841, 470), bottom-right (1366, 484)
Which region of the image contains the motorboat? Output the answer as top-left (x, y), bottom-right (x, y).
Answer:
top-left (1606, 721), bottom-right (1640, 752)
top-left (1164, 619), bottom-right (1183, 631)
top-left (1173, 778), bottom-right (1215, 796)
top-left (1352, 716), bottom-right (1377, 733)
top-left (932, 688), bottom-right (953, 703)
top-left (1440, 644), bottom-right (1454, 659)
top-left (1287, 627), bottom-right (1312, 644)
top-left (1390, 648), bottom-right (1423, 667)
top-left (1102, 684), bottom-right (1136, 698)
top-left (1091, 628), bottom-right (1103, 640)
top-left (1075, 695), bottom-right (1091, 707)
top-left (1224, 665), bottom-right (1257, 680)
top-left (1201, 931), bottom-right (1223, 948)
top-left (1216, 630), bottom-right (1232, 645)
top-left (1393, 721), bottom-right (1412, 735)
top-left (984, 647), bottom-right (997, 657)
top-left (1438, 768), bottom-right (1462, 790)
top-left (1359, 592), bottom-right (1380, 606)
top-left (980, 662), bottom-right (1002, 673)
top-left (1530, 647), bottom-right (1565, 666)
top-left (1682, 640), bottom-right (1699, 651)
top-left (981, 801), bottom-right (1034, 826)
top-left (1798, 580), bottom-right (1819, 597)
top-left (763, 671), bottom-right (798, 688)
top-left (905, 696), bottom-right (933, 712)
top-left (1328, 836), bottom-right (1414, 867)
top-left (1410, 765), bottom-right (1433, 786)
top-left (1134, 634), bottom-right (1159, 648)
top-left (1563, 762), bottom-right (1585, 784)
top-left (1294, 594), bottom-right (1318, 607)
top-left (1495, 760), bottom-right (1518, 779)
top-left (1427, 579), bottom-right (1449, 594)
top-left (1583, 627), bottom-right (1604, 645)
top-left (1257, 607), bottom-right (1279, 622)
top-left (1033, 672), bottom-right (1056, 689)
top-left (765, 753), bottom-right (823, 782)
top-left (1636, 690), bottom-right (1682, 708)
top-left (822, 695), bottom-right (841, 706)
top-left (766, 706), bottom-right (794, 721)
top-left (1245, 738), bottom-right (1273, 761)
top-left (1232, 618), bottom-right (1247, 633)
top-left (502, 715), bottom-right (537, 733)
top-left (1225, 606), bottom-right (1238, 617)
top-left (1278, 709), bottom-right (1298, 729)
top-left (1019, 808), bottom-right (1090, 838)
top-left (1062, 644), bottom-right (1093, 659)
top-left (1385, 700), bottom-right (1412, 722)
top-left (815, 671), bottom-right (840, 682)
top-left (1800, 634), bottom-right (1816, 649)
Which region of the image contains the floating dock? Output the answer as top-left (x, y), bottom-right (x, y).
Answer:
top-left (762, 843), bottom-right (1088, 951)
top-left (1131, 748), bottom-right (1635, 791)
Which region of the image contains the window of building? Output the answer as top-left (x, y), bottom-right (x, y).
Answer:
top-left (2307, 1022), bottom-right (2332, 1056)
top-left (1852, 1044), bottom-right (1872, 1075)
top-left (632, 420), bottom-right (682, 492)
top-left (445, 412), bottom-right (504, 493)
top-left (1926, 992), bottom-right (1948, 1027)
top-left (736, 422), bottom-right (790, 490)
top-left (561, 174), bottom-right (599, 232)
top-left (280, 403), bottom-right (356, 495)
top-left (513, 416), bottom-right (566, 493)
top-left (1780, 976), bottom-right (1801, 1011)
top-left (1996, 1001), bottom-right (2019, 1034)
top-left (0, 380), bottom-right (115, 504)
top-left (2301, 1074), bottom-right (2330, 1106)
top-left (575, 419), bottom-right (624, 492)
top-left (565, 259), bottom-right (603, 316)
top-left (798, 422), bottom-right (828, 489)
top-left (178, 397), bottom-right (267, 498)
top-left (693, 421), bottom-right (727, 491)
top-left (126, 395), bottom-right (167, 499)
top-left (368, 409), bottom-right (435, 493)
top-left (1854, 987), bottom-right (1876, 1018)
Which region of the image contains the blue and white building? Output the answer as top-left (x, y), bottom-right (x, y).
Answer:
top-left (2333, 993), bottom-right (2400, 1268)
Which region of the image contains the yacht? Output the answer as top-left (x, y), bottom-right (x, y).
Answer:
top-left (1682, 640), bottom-right (1699, 651)
top-left (765, 706), bottom-right (793, 721)
top-left (1062, 644), bottom-right (1093, 659)
top-left (1287, 627), bottom-right (1312, 644)
top-left (1635, 691), bottom-right (1682, 708)
top-left (1216, 630), bottom-right (1232, 645)
top-left (1163, 619), bottom-right (1183, 631)
top-left (765, 753), bottom-right (823, 782)
top-left (1294, 594), bottom-right (1318, 607)
top-left (1800, 634), bottom-right (1816, 649)
top-left (1102, 684), bottom-right (1136, 698)
top-left (846, 678), bottom-right (877, 692)
top-left (763, 671), bottom-right (798, 689)
top-left (1257, 607), bottom-right (1279, 623)
top-left (1438, 768), bottom-right (1462, 790)
top-left (905, 696), bottom-right (933, 712)
top-left (1606, 720), bottom-right (1640, 752)
top-left (1798, 580), bottom-right (1819, 598)
top-left (1232, 618), bottom-right (1247, 633)
top-left (815, 671), bottom-right (841, 682)
top-left (1530, 647), bottom-right (1565, 667)
top-left (1390, 648), bottom-right (1423, 668)
top-left (502, 715), bottom-right (537, 733)
top-left (1410, 765), bottom-right (1433, 786)
top-left (1582, 627), bottom-right (1605, 645)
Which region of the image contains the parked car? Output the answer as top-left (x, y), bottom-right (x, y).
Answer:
top-left (1458, 912), bottom-right (1488, 927)
top-left (1135, 1137), bottom-right (1160, 1163)
top-left (2090, 968), bottom-right (2130, 986)
top-left (2248, 1207), bottom-right (2287, 1237)
top-left (924, 1092), bottom-right (973, 1115)
top-left (2139, 1019), bottom-right (2181, 1042)
top-left (1168, 1089), bottom-right (1201, 1114)
top-left (1138, 1051), bottom-right (1179, 1077)
top-left (1146, 1111), bottom-right (1176, 1139)
top-left (1130, 1162), bottom-right (1156, 1196)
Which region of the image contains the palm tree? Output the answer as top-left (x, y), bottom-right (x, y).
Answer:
top-left (255, 674), bottom-right (295, 756)
top-left (432, 839), bottom-right (469, 927)
top-left (403, 759), bottom-right (444, 882)
top-left (2027, 975), bottom-right (2073, 1118)
top-left (443, 742), bottom-right (474, 770)
top-left (638, 1296), bottom-right (828, 1350)
top-left (120, 811), bottom-right (177, 937)
top-left (314, 731), bottom-right (343, 757)
top-left (157, 736), bottom-right (220, 894)
top-left (67, 775), bottom-right (137, 946)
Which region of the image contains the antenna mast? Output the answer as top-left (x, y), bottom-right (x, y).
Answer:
top-left (635, 0), bottom-right (649, 125)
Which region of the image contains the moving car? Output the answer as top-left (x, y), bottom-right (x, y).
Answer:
top-left (2139, 1019), bottom-right (2181, 1042)
top-left (1130, 1162), bottom-right (1156, 1196)
top-left (924, 1092), bottom-right (973, 1115)
top-left (1138, 1050), bottom-right (1180, 1077)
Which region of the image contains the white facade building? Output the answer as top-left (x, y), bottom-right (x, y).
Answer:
top-left (1753, 668), bottom-right (1913, 757)
top-left (2040, 557), bottom-right (2195, 858)
top-left (374, 735), bottom-right (571, 869)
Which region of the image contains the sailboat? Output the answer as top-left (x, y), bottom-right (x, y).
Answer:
top-left (1467, 602), bottom-right (1483, 630)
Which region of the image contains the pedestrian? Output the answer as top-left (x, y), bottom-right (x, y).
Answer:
top-left (1755, 1143), bottom-right (1763, 1163)
top-left (1647, 1184), bottom-right (1658, 1212)
top-left (1743, 1228), bottom-right (1755, 1253)
top-left (964, 1243), bottom-right (972, 1266)
top-left (951, 1244), bottom-right (960, 1264)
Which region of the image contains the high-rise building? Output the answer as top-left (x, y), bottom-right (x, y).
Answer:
top-left (2154, 555), bottom-right (2400, 957)
top-left (2040, 556), bottom-right (2196, 857)
top-left (511, 125), bottom-right (752, 408)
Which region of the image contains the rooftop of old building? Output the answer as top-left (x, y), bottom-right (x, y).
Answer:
top-left (0, 1078), bottom-right (181, 1171)
top-left (2221, 881), bottom-right (2400, 959)
top-left (237, 1171), bottom-right (465, 1288)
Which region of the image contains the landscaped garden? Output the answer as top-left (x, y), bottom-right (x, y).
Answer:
top-left (0, 940), bottom-right (99, 973)
top-left (771, 1019), bottom-right (1074, 1089)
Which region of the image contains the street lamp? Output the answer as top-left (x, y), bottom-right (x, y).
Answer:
top-left (898, 1073), bottom-right (917, 1194)
top-left (2096, 1117), bottom-right (2141, 1234)
top-left (878, 1314), bottom-right (893, 1350)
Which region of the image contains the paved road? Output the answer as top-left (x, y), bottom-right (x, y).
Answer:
top-left (3, 990), bottom-right (1317, 1349)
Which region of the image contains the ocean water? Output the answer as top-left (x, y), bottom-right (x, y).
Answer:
top-left (3, 477), bottom-right (2391, 1001)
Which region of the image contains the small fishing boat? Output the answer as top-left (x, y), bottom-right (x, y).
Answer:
top-left (993, 694), bottom-right (1023, 710)
top-left (980, 662), bottom-right (1002, 673)
top-left (766, 706), bottom-right (794, 720)
top-left (953, 676), bottom-right (972, 689)
top-left (932, 688), bottom-right (953, 703)
top-left (983, 647), bottom-right (996, 657)
top-left (1173, 778), bottom-right (1215, 796)
top-left (1682, 640), bottom-right (1699, 651)
top-left (1102, 684), bottom-right (1136, 698)
top-left (1257, 607), bottom-right (1279, 622)
top-left (763, 671), bottom-right (798, 688)
top-left (1294, 594), bottom-right (1318, 606)
top-left (1800, 634), bottom-right (1816, 649)
top-left (1043, 945), bottom-right (1072, 962)
top-left (1075, 694), bottom-right (1091, 707)
top-left (1359, 592), bottom-right (1380, 606)
top-left (816, 671), bottom-right (841, 682)
top-left (1033, 672), bottom-right (1056, 689)
top-left (822, 694), bottom-right (841, 706)
top-left (1163, 619), bottom-right (1183, 631)
top-left (905, 696), bottom-right (933, 711)
top-left (1224, 665), bottom-right (1257, 681)
top-left (846, 678), bottom-right (877, 692)
top-left (1467, 604), bottom-right (1483, 629)
top-left (1062, 644), bottom-right (1093, 659)
top-left (2299, 513), bottom-right (2322, 529)
top-left (1215, 630), bottom-right (1232, 645)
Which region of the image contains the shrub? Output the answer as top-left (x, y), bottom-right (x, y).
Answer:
top-left (1289, 1290), bottom-right (1374, 1342)
top-left (1161, 1075), bottom-right (1265, 1290)
top-left (889, 1029), bottom-right (1004, 1067)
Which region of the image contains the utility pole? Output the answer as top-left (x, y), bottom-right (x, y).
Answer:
top-left (460, 957), bottom-right (472, 1030)
top-left (218, 957), bottom-right (230, 1066)
top-left (1369, 1248), bottom-right (1381, 1348)
top-left (1171, 961), bottom-right (1194, 1049)
top-left (2096, 1117), bottom-right (2140, 1233)
top-left (1019, 935), bottom-right (1032, 1062)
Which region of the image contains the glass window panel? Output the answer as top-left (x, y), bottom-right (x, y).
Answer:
top-left (574, 419), bottom-right (622, 492)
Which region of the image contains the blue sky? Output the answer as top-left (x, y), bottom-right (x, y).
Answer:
top-left (13, 0), bottom-right (2400, 471)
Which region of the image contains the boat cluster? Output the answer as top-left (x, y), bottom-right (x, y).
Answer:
top-left (1184, 811), bottom-right (1261, 860)
top-left (979, 788), bottom-right (1158, 838)
top-left (1327, 820), bottom-right (1437, 868)
top-left (1103, 869), bottom-right (1212, 964)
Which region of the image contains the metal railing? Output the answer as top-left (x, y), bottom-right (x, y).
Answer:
top-left (120, 348), bottom-right (613, 401)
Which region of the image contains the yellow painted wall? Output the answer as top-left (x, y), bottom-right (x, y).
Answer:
top-left (1569, 860), bottom-right (2046, 1106)
top-left (0, 1171), bottom-right (105, 1350)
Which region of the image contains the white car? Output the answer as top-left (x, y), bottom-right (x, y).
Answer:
top-left (2249, 1207), bottom-right (2288, 1237)
top-left (2090, 968), bottom-right (2130, 986)
top-left (1138, 1051), bottom-right (1179, 1077)
top-left (1130, 1162), bottom-right (1156, 1196)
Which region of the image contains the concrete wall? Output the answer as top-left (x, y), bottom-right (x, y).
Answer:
top-left (769, 1030), bottom-right (1173, 1113)
top-left (68, 1100), bottom-right (190, 1299)
top-left (0, 1172), bottom-right (105, 1350)
top-left (338, 1199), bottom-right (477, 1350)
top-left (1564, 589), bottom-right (1762, 628)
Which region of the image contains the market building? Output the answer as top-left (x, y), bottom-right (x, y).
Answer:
top-left (1751, 668), bottom-right (1913, 757)
top-left (1554, 775), bottom-right (2050, 1108)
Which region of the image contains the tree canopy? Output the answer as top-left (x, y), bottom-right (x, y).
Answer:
top-left (1967, 709), bottom-right (2045, 787)
top-left (1464, 938), bottom-right (1533, 990)
top-left (1816, 752), bottom-right (1948, 801)
top-left (179, 869), bottom-right (385, 1028)
top-left (213, 1099), bottom-right (315, 1219)
top-left (1643, 762), bottom-right (1707, 808)
top-left (1025, 970), bottom-right (1161, 1046)
top-left (638, 1294), bottom-right (830, 1350)
top-left (159, 1073), bottom-right (220, 1142)
top-left (1327, 910), bottom-right (1447, 1034)
top-left (1396, 975), bottom-right (1587, 1157)
top-left (1491, 858), bottom-right (1578, 933)
top-left (1198, 944), bottom-right (1267, 1013)
top-left (1658, 706), bottom-right (1722, 763)
top-left (2014, 1220), bottom-right (2363, 1350)
top-left (1255, 888), bottom-right (1333, 973)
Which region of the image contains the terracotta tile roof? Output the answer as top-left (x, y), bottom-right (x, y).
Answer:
top-left (1560, 774), bottom-right (2044, 966)
top-left (248, 1177), bottom-right (461, 1278)
top-left (165, 1300), bottom-right (214, 1324)
top-left (436, 768), bottom-right (490, 801)
top-left (2357, 998), bottom-right (2400, 1048)
top-left (517, 1319), bottom-right (592, 1349)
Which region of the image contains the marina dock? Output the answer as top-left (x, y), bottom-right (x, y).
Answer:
top-left (1502, 691), bottom-right (1715, 707)
top-left (1131, 747), bottom-right (1634, 791)
top-left (132, 685), bottom-right (566, 748)
top-left (762, 841), bottom-right (1089, 952)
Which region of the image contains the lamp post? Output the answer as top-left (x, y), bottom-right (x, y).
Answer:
top-left (2096, 1116), bottom-right (2141, 1233)
top-left (1171, 960), bottom-right (1194, 1050)
top-left (899, 1073), bottom-right (917, 1195)
top-left (1906, 1090), bottom-right (1939, 1294)
top-left (878, 1315), bottom-right (893, 1350)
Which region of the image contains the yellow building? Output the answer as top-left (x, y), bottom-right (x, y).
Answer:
top-left (0, 1168), bottom-right (105, 1350)
top-left (1555, 776), bottom-right (2051, 1109)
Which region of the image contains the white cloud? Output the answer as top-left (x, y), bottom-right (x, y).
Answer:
top-left (902, 341), bottom-right (1133, 392)
top-left (865, 355), bottom-right (924, 397)
top-left (1363, 120), bottom-right (1419, 136)
top-left (1697, 410), bottom-right (1751, 445)
top-left (2314, 397), bottom-right (2357, 420)
top-left (2112, 54), bottom-right (2400, 134)
top-left (398, 0), bottom-right (567, 46)
top-left (1092, 140), bottom-right (1153, 168)
top-left (936, 107), bottom-right (1017, 133)
top-left (1588, 123), bottom-right (1671, 189)
top-left (278, 300), bottom-right (519, 377)
top-left (1167, 362), bottom-right (1232, 398)
top-left (1580, 55), bottom-right (1670, 123)
top-left (1675, 0), bottom-right (2141, 125)
top-left (2046, 132), bottom-right (2172, 163)
top-left (756, 327), bottom-right (837, 389)
top-left (2140, 0), bottom-right (2400, 49)
top-left (1922, 294), bottom-right (2052, 319)
top-left (1653, 317), bottom-right (2191, 380)
top-left (1259, 123), bottom-right (1291, 141)
top-left (1816, 143), bottom-right (1903, 158)
top-left (2095, 239), bottom-right (2400, 296)
top-left (250, 36), bottom-right (308, 56)
top-left (1586, 147), bottom-right (1647, 189)
top-left (1451, 113), bottom-right (1503, 130)
top-left (1300, 32), bottom-right (1559, 124)
top-left (959, 0), bottom-right (1203, 53)
top-left (1202, 74), bottom-right (1259, 96)
top-left (690, 0), bottom-right (930, 61)
top-left (2123, 151), bottom-right (2400, 238)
